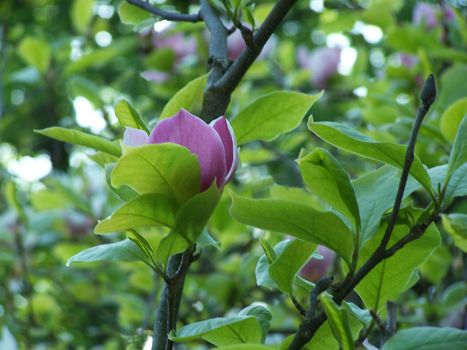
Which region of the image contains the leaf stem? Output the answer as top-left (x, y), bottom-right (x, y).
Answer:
top-left (126, 0), bottom-right (201, 22)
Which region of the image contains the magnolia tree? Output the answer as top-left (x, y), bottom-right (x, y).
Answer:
top-left (1, 0), bottom-right (467, 349)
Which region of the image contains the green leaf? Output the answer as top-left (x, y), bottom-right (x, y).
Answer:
top-left (105, 164), bottom-right (138, 201)
top-left (171, 183), bottom-right (221, 243)
top-left (320, 294), bottom-right (355, 350)
top-left (429, 164), bottom-right (467, 204)
top-left (155, 232), bottom-right (189, 270)
top-left (71, 0), bottom-right (94, 34)
top-left (170, 316), bottom-right (262, 346)
top-left (66, 239), bottom-right (145, 266)
top-left (95, 194), bottom-right (179, 234)
top-left (114, 100), bottom-right (149, 132)
top-left (214, 345), bottom-right (274, 350)
top-left (160, 74), bottom-right (208, 119)
top-left (232, 91), bottom-right (323, 145)
top-left (259, 238), bottom-right (277, 264)
top-left (446, 115), bottom-right (467, 183)
top-left (118, 1), bottom-right (152, 25)
top-left (442, 214), bottom-right (467, 252)
top-left (353, 166), bottom-right (420, 244)
top-left (356, 219), bottom-right (440, 311)
top-left (382, 327), bottom-right (467, 350)
top-left (238, 304), bottom-right (271, 343)
top-left (440, 98), bottom-right (467, 143)
top-left (269, 239), bottom-right (316, 294)
top-left (230, 194), bottom-right (354, 265)
top-left (308, 120), bottom-right (433, 195)
top-left (18, 36), bottom-right (51, 73)
top-left (111, 143), bottom-right (200, 205)
top-left (35, 127), bottom-right (122, 157)
top-left (299, 148), bottom-right (360, 231)
top-left (255, 240), bottom-right (289, 289)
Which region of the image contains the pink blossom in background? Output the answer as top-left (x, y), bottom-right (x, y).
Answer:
top-left (153, 30), bottom-right (197, 61)
top-left (399, 53), bottom-right (418, 68)
top-left (123, 109), bottom-right (239, 191)
top-left (226, 29), bottom-right (275, 61)
top-left (413, 3), bottom-right (438, 29)
top-left (298, 46), bottom-right (341, 89)
top-left (299, 245), bottom-right (336, 282)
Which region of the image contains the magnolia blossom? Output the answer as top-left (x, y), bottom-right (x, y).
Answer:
top-left (298, 46), bottom-right (341, 89)
top-left (225, 29), bottom-right (275, 61)
top-left (413, 3), bottom-right (438, 29)
top-left (123, 109), bottom-right (239, 191)
top-left (299, 245), bottom-right (336, 282)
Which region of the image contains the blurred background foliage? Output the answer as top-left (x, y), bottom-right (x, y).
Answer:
top-left (0, 0), bottom-right (466, 349)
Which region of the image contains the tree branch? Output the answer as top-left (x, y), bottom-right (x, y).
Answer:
top-left (201, 0), bottom-right (299, 120)
top-left (287, 75), bottom-right (438, 349)
top-left (127, 0), bottom-right (201, 22)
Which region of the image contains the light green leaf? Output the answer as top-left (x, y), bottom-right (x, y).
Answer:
top-left (382, 327), bottom-right (467, 350)
top-left (105, 164), bottom-right (138, 201)
top-left (114, 99), bottom-right (149, 132)
top-left (160, 74), bottom-right (208, 119)
top-left (71, 0), bottom-right (94, 33)
top-left (446, 115), bottom-right (467, 183)
top-left (36, 127), bottom-right (122, 157)
top-left (155, 232), bottom-right (189, 270)
top-left (320, 294), bottom-right (355, 350)
top-left (308, 120), bottom-right (433, 195)
top-left (440, 98), bottom-right (467, 143)
top-left (442, 214), bottom-right (467, 252)
top-left (255, 240), bottom-right (289, 289)
top-left (171, 183), bottom-right (220, 243)
top-left (66, 239), bottom-right (145, 266)
top-left (232, 91), bottom-right (323, 145)
top-left (18, 36), bottom-right (51, 73)
top-left (299, 148), bottom-right (360, 231)
top-left (356, 219), bottom-right (440, 311)
top-left (269, 239), bottom-right (316, 295)
top-left (259, 238), bottom-right (277, 264)
top-left (230, 194), bottom-right (354, 265)
top-left (238, 304), bottom-right (271, 343)
top-left (111, 143), bottom-right (200, 205)
top-left (118, 1), bottom-right (152, 25)
top-left (170, 316), bottom-right (262, 346)
top-left (429, 164), bottom-right (467, 204)
top-left (353, 166), bottom-right (420, 244)
top-left (95, 194), bottom-right (179, 234)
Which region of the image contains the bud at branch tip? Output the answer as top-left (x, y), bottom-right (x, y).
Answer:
top-left (420, 74), bottom-right (437, 106)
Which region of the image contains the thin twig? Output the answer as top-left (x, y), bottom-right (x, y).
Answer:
top-left (291, 294), bottom-right (307, 317)
top-left (127, 0), bottom-right (201, 22)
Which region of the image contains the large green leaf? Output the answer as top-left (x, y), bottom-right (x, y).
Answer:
top-left (299, 148), bottom-right (360, 231)
top-left (320, 294), bottom-right (355, 350)
top-left (238, 304), bottom-right (272, 343)
top-left (441, 214), bottom-right (467, 252)
top-left (160, 74), bottom-right (208, 119)
top-left (18, 36), bottom-right (51, 73)
top-left (114, 99), bottom-right (149, 132)
top-left (382, 327), bottom-right (467, 350)
top-left (94, 194), bottom-right (179, 234)
top-left (170, 316), bottom-right (262, 346)
top-left (355, 219), bottom-right (440, 311)
top-left (230, 194), bottom-right (354, 265)
top-left (308, 120), bottom-right (433, 194)
top-left (232, 91), bottom-right (322, 145)
top-left (171, 183), bottom-right (221, 243)
top-left (66, 239), bottom-right (145, 266)
top-left (71, 0), bottom-right (94, 33)
top-left (111, 143), bottom-right (200, 205)
top-left (446, 115), bottom-right (467, 183)
top-left (353, 166), bottom-right (420, 245)
top-left (36, 127), bottom-right (122, 157)
top-left (269, 239), bottom-right (316, 295)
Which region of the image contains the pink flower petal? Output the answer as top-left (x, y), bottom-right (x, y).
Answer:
top-left (123, 127), bottom-right (149, 147)
top-left (210, 116), bottom-right (239, 184)
top-left (148, 109), bottom-right (227, 190)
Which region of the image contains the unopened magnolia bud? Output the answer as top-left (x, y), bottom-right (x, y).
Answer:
top-left (420, 74), bottom-right (437, 106)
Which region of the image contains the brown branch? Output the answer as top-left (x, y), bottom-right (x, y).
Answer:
top-left (127, 0), bottom-right (201, 22)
